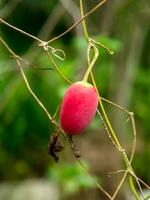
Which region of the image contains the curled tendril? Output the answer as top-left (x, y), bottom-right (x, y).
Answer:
top-left (38, 41), bottom-right (65, 61)
top-left (49, 47), bottom-right (66, 61)
top-left (89, 38), bottom-right (114, 55)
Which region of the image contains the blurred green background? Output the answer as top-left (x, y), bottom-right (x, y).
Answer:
top-left (0, 0), bottom-right (150, 199)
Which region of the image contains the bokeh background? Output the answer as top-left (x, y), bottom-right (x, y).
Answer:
top-left (0, 0), bottom-right (150, 199)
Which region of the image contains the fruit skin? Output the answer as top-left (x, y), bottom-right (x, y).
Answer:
top-left (60, 81), bottom-right (98, 135)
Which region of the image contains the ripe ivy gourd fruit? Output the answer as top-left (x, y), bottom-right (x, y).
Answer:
top-left (60, 81), bottom-right (98, 135)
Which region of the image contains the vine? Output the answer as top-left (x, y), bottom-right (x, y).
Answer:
top-left (0, 0), bottom-right (150, 199)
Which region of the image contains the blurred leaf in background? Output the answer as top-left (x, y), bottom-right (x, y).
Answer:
top-left (47, 162), bottom-right (99, 197)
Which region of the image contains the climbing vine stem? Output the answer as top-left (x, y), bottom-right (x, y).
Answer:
top-left (79, 0), bottom-right (144, 199)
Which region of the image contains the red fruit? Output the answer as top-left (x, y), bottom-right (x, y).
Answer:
top-left (60, 81), bottom-right (98, 135)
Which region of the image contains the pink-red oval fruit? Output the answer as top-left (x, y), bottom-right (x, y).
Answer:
top-left (60, 81), bottom-right (98, 135)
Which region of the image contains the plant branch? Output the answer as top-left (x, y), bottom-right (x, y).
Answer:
top-left (47, 0), bottom-right (107, 43)
top-left (0, 35), bottom-right (111, 199)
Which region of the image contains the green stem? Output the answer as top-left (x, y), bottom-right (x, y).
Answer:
top-left (83, 43), bottom-right (99, 82)
top-left (80, 0), bottom-right (141, 198)
top-left (79, 2), bottom-right (140, 198)
top-left (80, 0), bottom-right (92, 83)
top-left (98, 96), bottom-right (134, 172)
top-left (129, 175), bottom-right (139, 200)
top-left (96, 81), bottom-right (140, 200)
top-left (80, 0), bottom-right (89, 40)
top-left (80, 0), bottom-right (122, 151)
